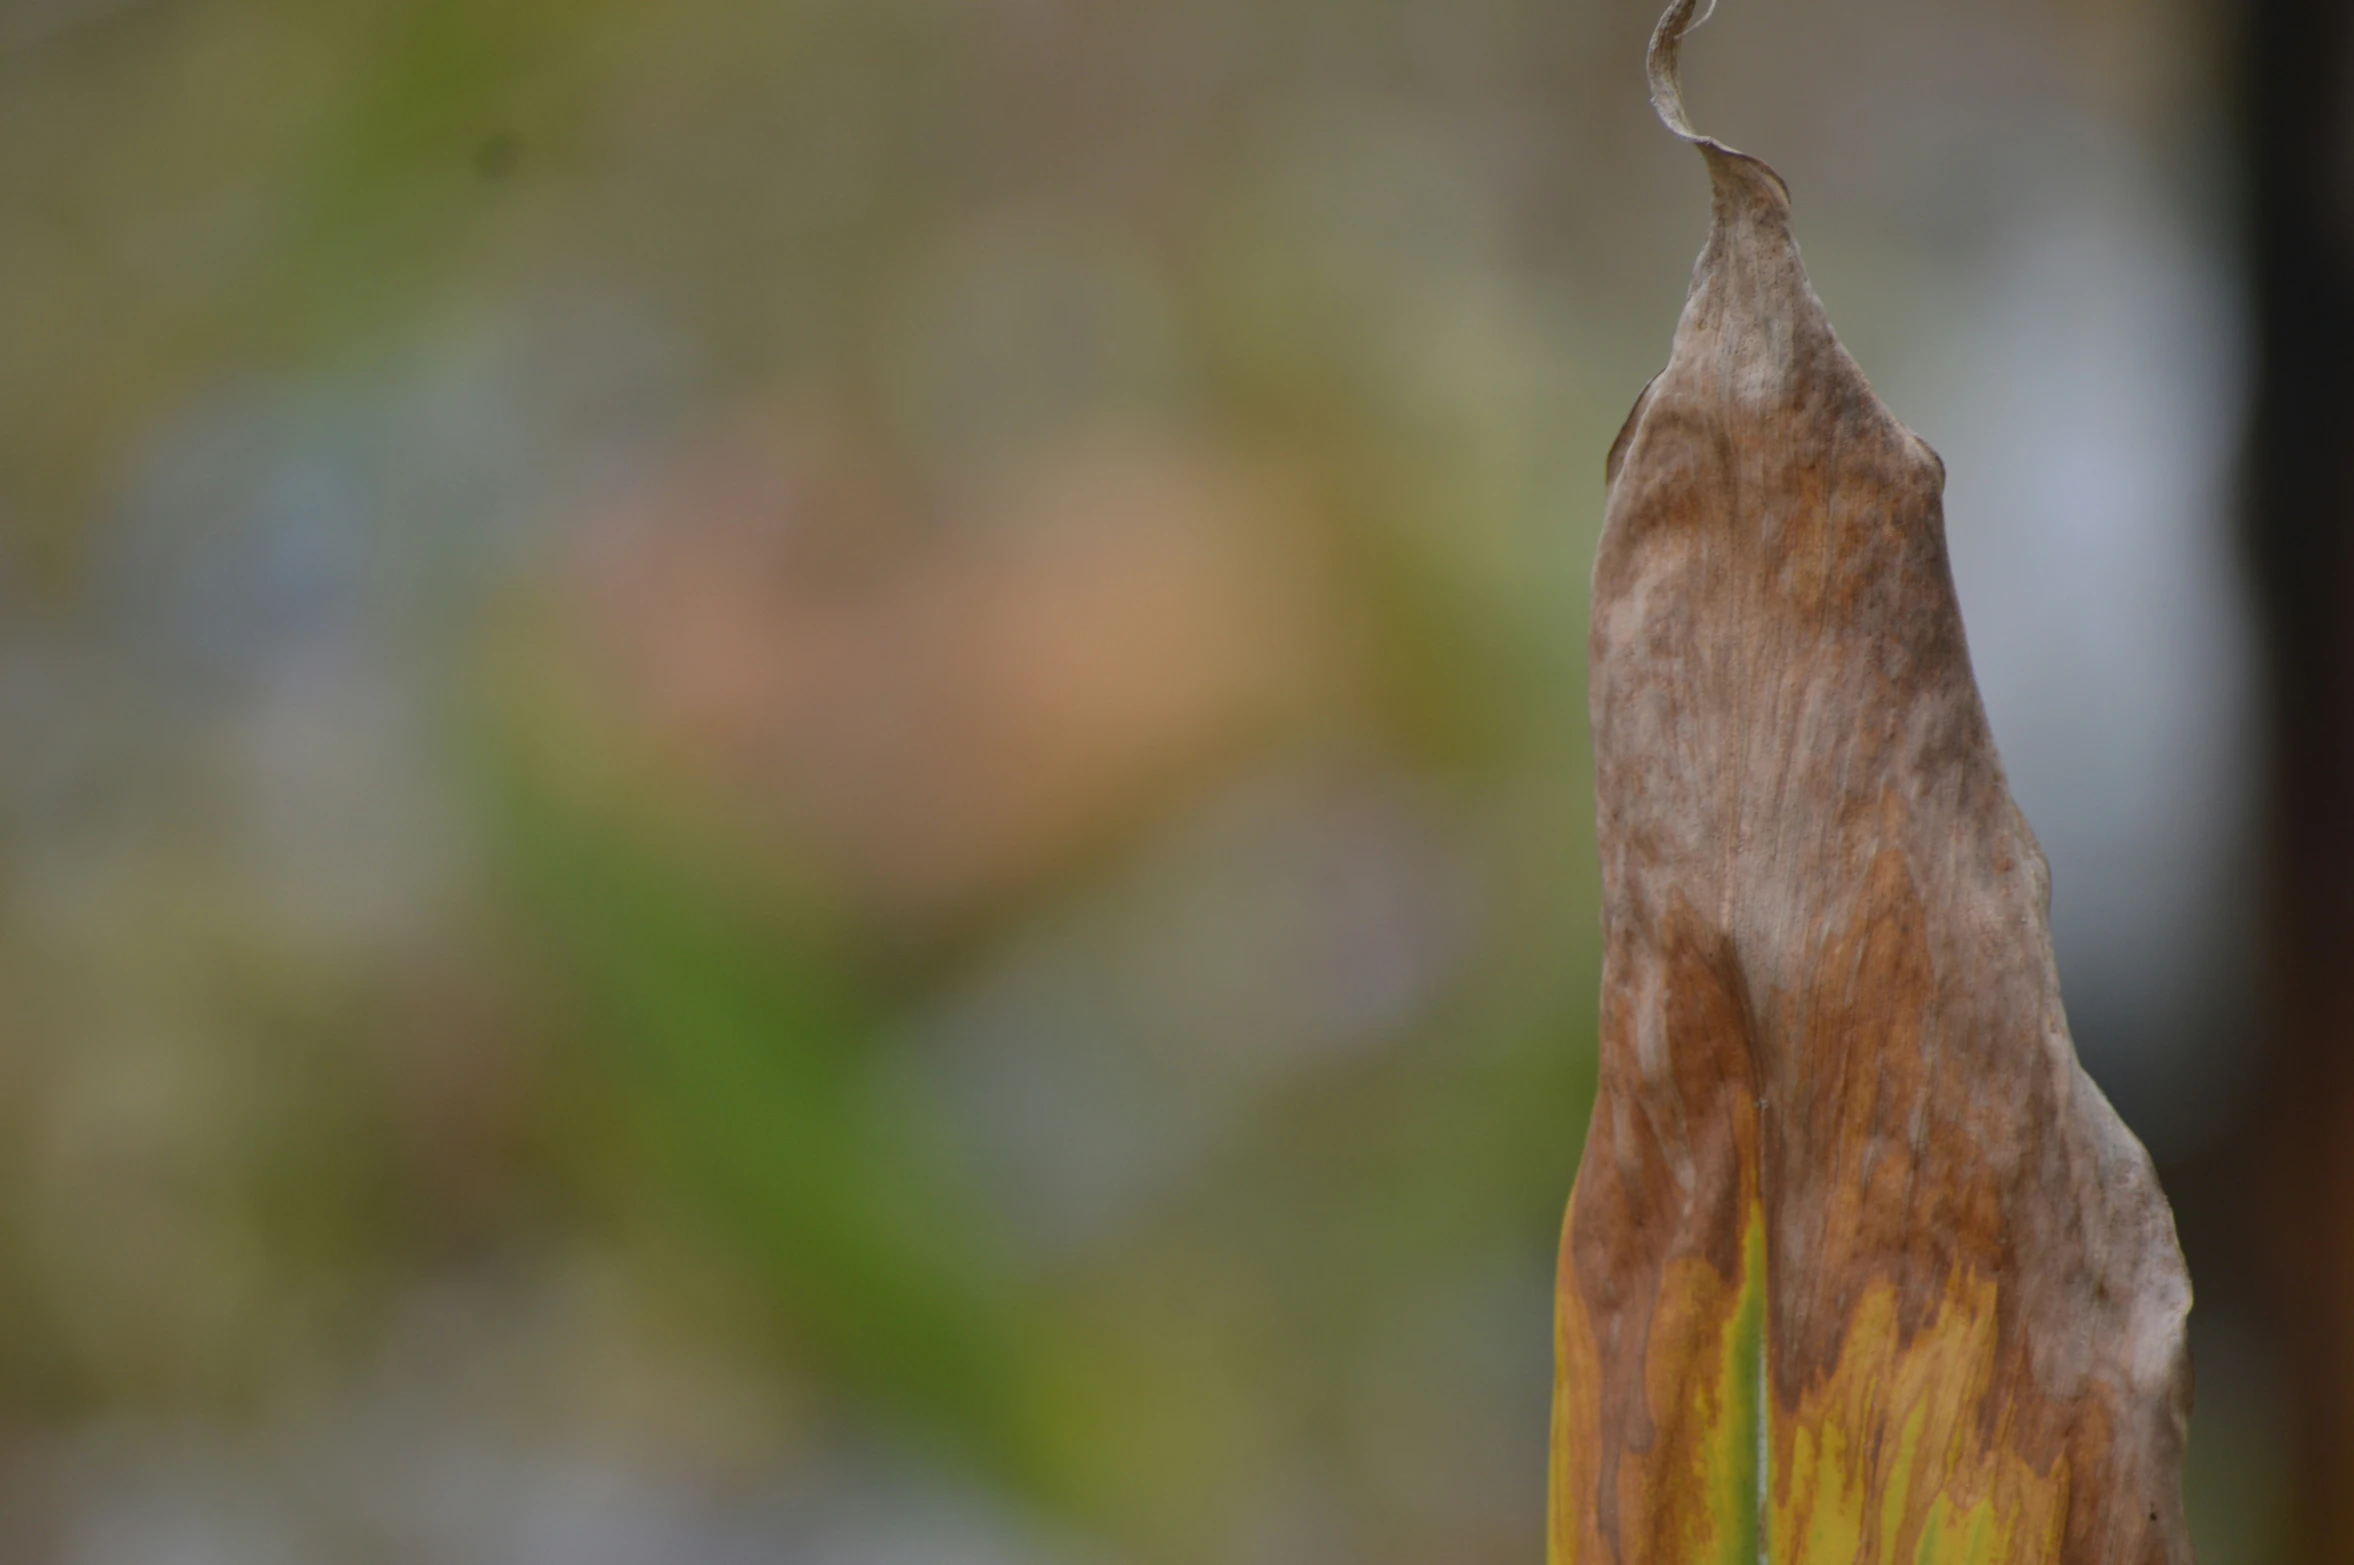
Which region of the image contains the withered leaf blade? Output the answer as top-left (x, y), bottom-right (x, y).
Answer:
top-left (1549, 3), bottom-right (2195, 1561)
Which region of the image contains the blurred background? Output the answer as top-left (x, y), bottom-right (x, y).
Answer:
top-left (0, 0), bottom-right (2335, 1559)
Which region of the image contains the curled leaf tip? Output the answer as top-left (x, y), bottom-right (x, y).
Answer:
top-left (1647, 0), bottom-right (1790, 208)
top-left (1646, 0), bottom-right (1717, 145)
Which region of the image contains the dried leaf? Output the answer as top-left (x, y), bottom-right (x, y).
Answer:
top-left (1548, 5), bottom-right (2195, 1561)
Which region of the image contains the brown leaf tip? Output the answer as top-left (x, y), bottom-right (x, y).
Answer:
top-left (1645, 0), bottom-right (1716, 143)
top-left (1648, 0), bottom-right (1792, 209)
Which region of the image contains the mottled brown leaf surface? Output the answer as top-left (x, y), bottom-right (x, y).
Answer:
top-left (1548, 4), bottom-right (2195, 1561)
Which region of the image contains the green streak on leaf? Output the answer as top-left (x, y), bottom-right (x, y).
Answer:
top-left (1714, 1205), bottom-right (1769, 1564)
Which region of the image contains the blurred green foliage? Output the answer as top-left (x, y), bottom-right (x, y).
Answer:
top-left (0, 0), bottom-right (2273, 1561)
